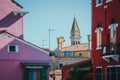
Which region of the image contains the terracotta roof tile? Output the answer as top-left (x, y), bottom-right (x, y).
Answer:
top-left (61, 43), bottom-right (88, 51)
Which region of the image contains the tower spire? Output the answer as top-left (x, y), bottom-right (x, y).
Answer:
top-left (70, 17), bottom-right (81, 45)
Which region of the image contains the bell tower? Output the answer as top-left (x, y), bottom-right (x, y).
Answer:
top-left (70, 17), bottom-right (81, 45)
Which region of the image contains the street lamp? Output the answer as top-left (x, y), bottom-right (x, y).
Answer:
top-left (48, 29), bottom-right (56, 50)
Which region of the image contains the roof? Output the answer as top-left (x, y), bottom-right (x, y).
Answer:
top-left (60, 43), bottom-right (88, 51)
top-left (12, 0), bottom-right (23, 8)
top-left (62, 60), bottom-right (92, 70)
top-left (0, 31), bottom-right (49, 54)
top-left (71, 17), bottom-right (80, 33)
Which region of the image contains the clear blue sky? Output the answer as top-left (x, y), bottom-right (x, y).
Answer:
top-left (15, 0), bottom-right (91, 50)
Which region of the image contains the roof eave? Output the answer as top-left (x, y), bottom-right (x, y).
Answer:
top-left (0, 32), bottom-right (49, 54)
top-left (12, 0), bottom-right (23, 8)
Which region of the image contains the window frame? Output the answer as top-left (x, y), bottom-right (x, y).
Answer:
top-left (8, 44), bottom-right (19, 53)
top-left (95, 27), bottom-right (103, 50)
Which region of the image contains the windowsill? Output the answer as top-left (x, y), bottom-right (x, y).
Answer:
top-left (8, 52), bottom-right (18, 53)
top-left (96, 3), bottom-right (102, 7)
top-left (96, 47), bottom-right (102, 50)
top-left (106, 0), bottom-right (112, 3)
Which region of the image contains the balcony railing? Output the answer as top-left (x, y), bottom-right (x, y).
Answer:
top-left (101, 42), bottom-right (120, 62)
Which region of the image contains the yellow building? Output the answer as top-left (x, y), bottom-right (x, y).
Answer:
top-left (55, 17), bottom-right (91, 70)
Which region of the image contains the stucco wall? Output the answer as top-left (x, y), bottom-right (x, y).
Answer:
top-left (0, 35), bottom-right (49, 62)
top-left (0, 61), bottom-right (23, 80)
top-left (0, 0), bottom-right (24, 39)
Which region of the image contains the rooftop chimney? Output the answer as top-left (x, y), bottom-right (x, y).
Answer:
top-left (57, 37), bottom-right (65, 50)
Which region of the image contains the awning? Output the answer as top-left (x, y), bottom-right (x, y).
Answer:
top-left (21, 62), bottom-right (51, 69)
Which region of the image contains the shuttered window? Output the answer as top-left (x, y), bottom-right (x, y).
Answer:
top-left (41, 69), bottom-right (47, 80)
top-left (96, 67), bottom-right (102, 80)
top-left (23, 69), bottom-right (47, 80)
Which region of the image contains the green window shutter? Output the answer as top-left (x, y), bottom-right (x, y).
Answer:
top-left (41, 69), bottom-right (47, 80)
top-left (23, 69), bottom-right (29, 80)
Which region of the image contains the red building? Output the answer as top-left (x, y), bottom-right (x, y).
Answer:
top-left (92, 0), bottom-right (120, 80)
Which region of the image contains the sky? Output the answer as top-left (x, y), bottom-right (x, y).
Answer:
top-left (15, 0), bottom-right (91, 50)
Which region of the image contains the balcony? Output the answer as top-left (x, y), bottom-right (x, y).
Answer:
top-left (101, 43), bottom-right (120, 62)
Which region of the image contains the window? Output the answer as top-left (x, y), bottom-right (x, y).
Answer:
top-left (109, 19), bottom-right (118, 52)
top-left (55, 51), bottom-right (61, 57)
top-left (107, 66), bottom-right (120, 80)
top-left (102, 46), bottom-right (106, 54)
top-left (29, 70), bottom-right (40, 80)
top-left (96, 67), bottom-right (102, 80)
top-left (64, 51), bottom-right (72, 57)
top-left (79, 53), bottom-right (82, 56)
top-left (117, 66), bottom-right (120, 80)
top-left (8, 45), bottom-right (19, 52)
top-left (58, 62), bottom-right (64, 69)
top-left (109, 24), bottom-right (118, 44)
top-left (59, 63), bottom-right (63, 69)
top-left (95, 23), bottom-right (103, 49)
top-left (96, 0), bottom-right (102, 7)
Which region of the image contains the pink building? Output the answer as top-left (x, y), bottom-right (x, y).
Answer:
top-left (0, 0), bottom-right (50, 80)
